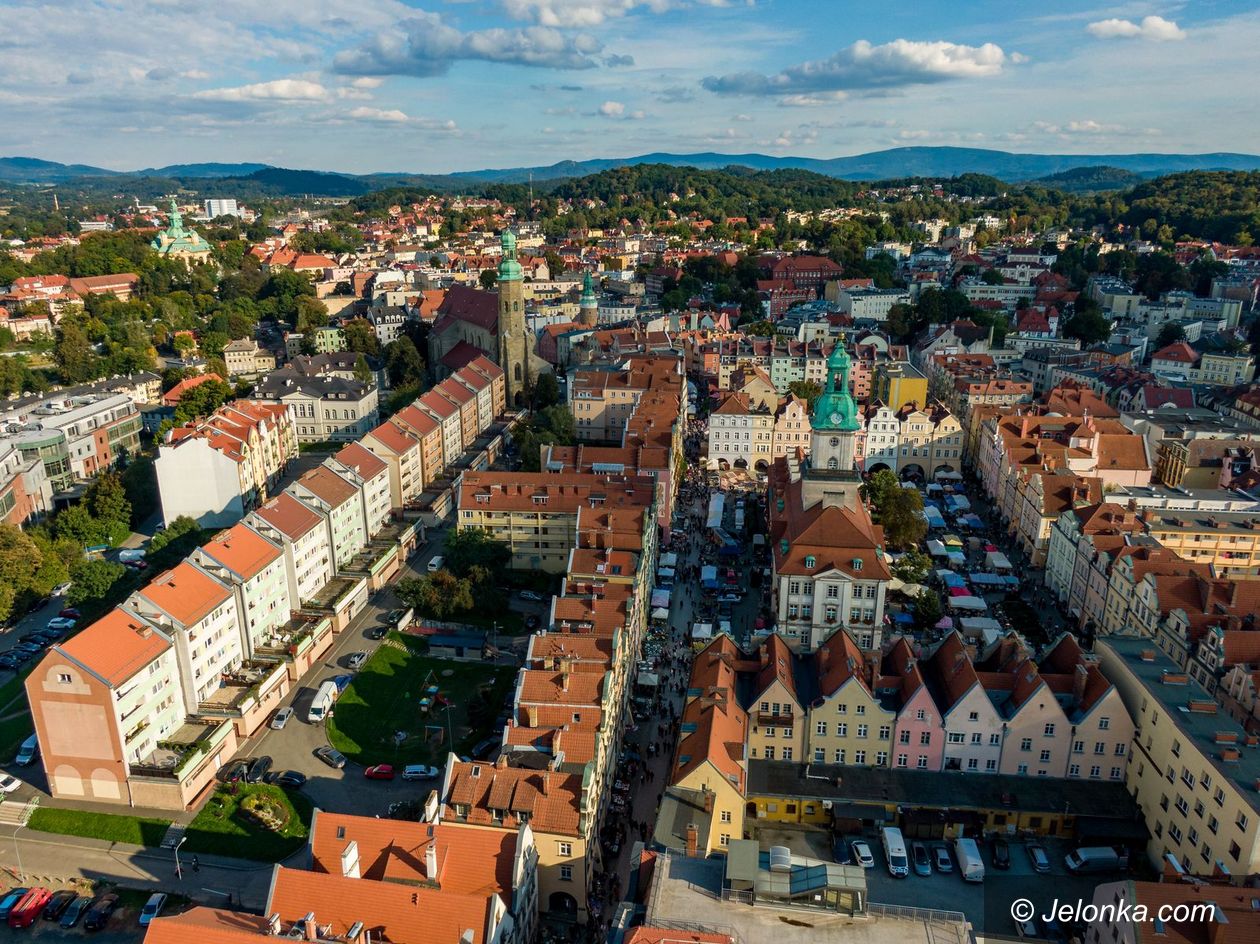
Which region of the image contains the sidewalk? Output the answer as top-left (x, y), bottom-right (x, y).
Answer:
top-left (0, 822), bottom-right (280, 910)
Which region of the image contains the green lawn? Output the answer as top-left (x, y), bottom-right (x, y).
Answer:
top-left (28, 806), bottom-right (171, 846)
top-left (327, 635), bottom-right (515, 766)
top-left (0, 710), bottom-right (33, 760)
top-left (183, 784), bottom-right (312, 861)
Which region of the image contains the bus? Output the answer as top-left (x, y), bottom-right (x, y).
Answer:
top-left (881, 827), bottom-right (909, 878)
top-left (307, 680), bottom-right (339, 724)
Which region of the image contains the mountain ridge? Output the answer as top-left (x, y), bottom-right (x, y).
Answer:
top-left (3, 147), bottom-right (1260, 191)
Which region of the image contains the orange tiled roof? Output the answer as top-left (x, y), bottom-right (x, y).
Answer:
top-left (252, 491), bottom-right (323, 541)
top-left (200, 522), bottom-right (282, 580)
top-left (138, 561), bottom-right (232, 627)
top-left (444, 758), bottom-right (582, 835)
top-left (54, 606), bottom-right (169, 686)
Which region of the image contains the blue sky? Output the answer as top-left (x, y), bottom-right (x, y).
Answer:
top-left (2, 0), bottom-right (1257, 174)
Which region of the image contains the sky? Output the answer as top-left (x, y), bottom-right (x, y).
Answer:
top-left (2, 0), bottom-right (1258, 174)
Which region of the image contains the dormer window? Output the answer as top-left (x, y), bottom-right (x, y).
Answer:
top-left (470, 765), bottom-right (481, 778)
top-left (852, 558), bottom-right (863, 571)
top-left (804, 555), bottom-right (816, 569)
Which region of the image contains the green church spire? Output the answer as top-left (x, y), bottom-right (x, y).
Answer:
top-left (498, 229), bottom-right (523, 282)
top-left (810, 334), bottom-right (860, 432)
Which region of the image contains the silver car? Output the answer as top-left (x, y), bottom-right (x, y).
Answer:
top-left (270, 707), bottom-right (294, 730)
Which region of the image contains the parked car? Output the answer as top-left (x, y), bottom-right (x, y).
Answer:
top-left (41, 890), bottom-right (77, 921)
top-left (0, 655), bottom-right (22, 671)
top-left (83, 893), bottom-right (120, 931)
top-left (427, 555), bottom-right (445, 573)
top-left (123, 559), bottom-right (148, 571)
top-left (364, 764), bottom-right (395, 780)
top-left (992, 836), bottom-right (1011, 870)
top-left (401, 765), bottom-right (439, 781)
top-left (46, 617), bottom-right (76, 631)
top-left (831, 834), bottom-right (852, 864)
top-left (36, 625), bottom-right (68, 641)
top-left (138, 893), bottom-right (166, 927)
top-left (314, 746), bottom-right (346, 769)
top-left (270, 708), bottom-right (294, 730)
top-left (346, 652), bottom-right (368, 671)
top-left (331, 674), bottom-right (353, 693)
top-left (58, 607), bottom-right (81, 620)
top-left (366, 624), bottom-right (388, 640)
top-left (246, 755), bottom-right (273, 784)
top-left (385, 609), bottom-right (405, 626)
top-left (470, 736), bottom-right (499, 760)
top-left (15, 734), bottom-right (38, 766)
top-left (911, 841), bottom-right (932, 876)
top-left (59, 895), bottom-right (91, 929)
top-left (932, 844), bottom-right (953, 873)
top-left (7, 887), bottom-right (51, 928)
top-left (0, 889), bottom-right (30, 920)
top-left (217, 759), bottom-right (249, 783)
top-left (0, 774), bottom-right (22, 794)
top-left (1027, 843), bottom-right (1051, 874)
top-left (850, 840), bottom-right (875, 869)
top-left (519, 590), bottom-right (544, 602)
top-left (271, 770), bottom-right (308, 790)
top-left (52, 582), bottom-right (72, 597)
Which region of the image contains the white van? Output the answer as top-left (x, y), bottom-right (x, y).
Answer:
top-left (307, 680), bottom-right (339, 724)
top-left (882, 826), bottom-right (909, 878)
top-left (427, 555), bottom-right (445, 573)
top-left (953, 837), bottom-right (985, 883)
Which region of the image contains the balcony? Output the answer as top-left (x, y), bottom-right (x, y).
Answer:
top-left (757, 710), bottom-right (794, 725)
top-left (254, 613), bottom-right (333, 660)
top-left (130, 717), bottom-right (232, 779)
top-left (197, 660), bottom-right (287, 717)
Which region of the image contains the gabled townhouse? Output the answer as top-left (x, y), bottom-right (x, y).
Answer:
top-left (391, 403), bottom-right (446, 485)
top-left (191, 522), bottom-right (291, 657)
top-left (672, 635), bottom-right (749, 855)
top-left (362, 420), bottom-right (425, 508)
top-left (325, 442), bottom-right (392, 540)
top-left (807, 629), bottom-right (895, 768)
top-left (465, 354), bottom-right (508, 417)
top-left (416, 387), bottom-right (464, 471)
top-left (1038, 634), bottom-right (1134, 782)
top-left (861, 401), bottom-right (900, 472)
top-left (876, 637), bottom-right (944, 772)
top-left (126, 562), bottom-right (244, 714)
top-left (435, 757), bottom-right (590, 923)
top-left (1100, 546), bottom-right (1211, 637)
top-left (436, 376), bottom-right (480, 450)
top-left (922, 632), bottom-right (1005, 774)
top-left (26, 607), bottom-right (183, 805)
top-left (288, 465), bottom-right (368, 571)
top-left (452, 362), bottom-right (496, 433)
top-left (977, 639), bottom-right (1072, 778)
top-left (248, 492), bottom-right (334, 608)
top-left (745, 634), bottom-right (808, 764)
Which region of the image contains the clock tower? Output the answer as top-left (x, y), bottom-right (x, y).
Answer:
top-left (801, 336), bottom-right (864, 510)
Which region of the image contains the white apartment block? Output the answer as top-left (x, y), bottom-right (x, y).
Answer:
top-left (324, 442), bottom-right (392, 540)
top-left (191, 523), bottom-right (293, 656)
top-left (248, 493), bottom-right (335, 607)
top-left (287, 465), bottom-right (368, 571)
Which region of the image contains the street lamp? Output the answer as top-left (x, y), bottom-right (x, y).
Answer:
top-left (13, 823), bottom-right (24, 880)
top-left (174, 836), bottom-right (187, 880)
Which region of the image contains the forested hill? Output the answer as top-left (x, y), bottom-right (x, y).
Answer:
top-left (1119, 171), bottom-right (1260, 244)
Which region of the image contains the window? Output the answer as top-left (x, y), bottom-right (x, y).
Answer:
top-left (1069, 764), bottom-right (1080, 777)
top-left (837, 723), bottom-right (847, 737)
top-left (947, 732), bottom-right (965, 744)
top-left (1175, 796), bottom-right (1189, 816)
top-left (837, 704), bottom-right (847, 714)
top-left (558, 842), bottom-right (573, 857)
top-left (1039, 750), bottom-right (1052, 763)
top-left (855, 705), bottom-right (865, 715)
top-left (1090, 765), bottom-right (1101, 778)
top-left (899, 730), bottom-right (910, 745)
top-left (720, 833), bottom-right (730, 846)
top-left (1020, 738), bottom-right (1033, 752)
top-left (1230, 841), bottom-right (1242, 862)
top-left (58, 673), bottom-right (72, 684)
top-left (968, 711), bottom-right (979, 722)
top-left (854, 751), bottom-right (866, 765)
top-left (917, 755), bottom-right (929, 769)
top-left (764, 747), bottom-right (775, 760)
top-left (1208, 816), bottom-right (1219, 835)
top-left (970, 732), bottom-right (981, 745)
top-left (1099, 716), bottom-right (1110, 730)
top-left (915, 709), bottom-right (926, 721)
top-left (560, 865), bottom-right (573, 881)
top-left (920, 731), bottom-right (932, 745)
top-left (834, 749), bottom-right (845, 764)
top-left (1073, 740), bottom-right (1084, 754)
top-left (967, 758), bottom-right (978, 770)
top-left (1043, 723), bottom-right (1056, 737)
top-left (816, 721), bottom-right (827, 736)
top-left (878, 725), bottom-right (891, 740)
top-left (783, 748), bottom-right (793, 761)
top-left (1115, 744), bottom-right (1127, 757)
top-left (814, 749), bottom-right (825, 763)
top-left (857, 724), bottom-right (868, 739)
top-left (1237, 812), bottom-right (1250, 831)
top-left (764, 727), bottom-right (776, 739)
top-left (721, 810), bottom-right (732, 823)
top-left (876, 751), bottom-right (888, 766)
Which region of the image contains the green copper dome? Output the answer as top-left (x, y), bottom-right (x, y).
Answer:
top-left (498, 230), bottom-right (523, 282)
top-left (580, 271), bottom-right (597, 306)
top-left (811, 335), bottom-right (860, 432)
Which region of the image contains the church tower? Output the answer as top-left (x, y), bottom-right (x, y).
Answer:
top-left (497, 229), bottom-right (528, 406)
top-left (578, 271), bottom-right (599, 327)
top-left (802, 334), bottom-right (864, 510)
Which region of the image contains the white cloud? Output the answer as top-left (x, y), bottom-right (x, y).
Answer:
top-left (350, 77), bottom-right (383, 89)
top-left (499, 0), bottom-right (750, 27)
top-left (599, 100), bottom-right (625, 116)
top-left (334, 11), bottom-right (606, 75)
top-left (348, 106), bottom-right (410, 122)
top-left (1087, 15), bottom-right (1186, 42)
top-left (732, 113), bottom-right (752, 121)
top-left (193, 78), bottom-right (329, 102)
top-left (702, 38), bottom-right (1013, 97)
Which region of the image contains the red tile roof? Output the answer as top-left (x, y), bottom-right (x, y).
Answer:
top-left (54, 607), bottom-right (169, 686)
top-left (138, 561), bottom-right (233, 627)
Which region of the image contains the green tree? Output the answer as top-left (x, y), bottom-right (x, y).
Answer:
top-left (443, 527), bottom-right (511, 579)
top-left (55, 504), bottom-right (108, 548)
top-left (67, 558), bottom-right (128, 607)
top-left (742, 320), bottom-right (775, 337)
top-left (0, 524), bottom-right (41, 621)
top-left (861, 468), bottom-right (901, 512)
top-left (787, 380), bottom-right (822, 410)
top-left (533, 373), bottom-right (561, 410)
top-left (892, 547), bottom-right (932, 585)
top-left (479, 269), bottom-right (498, 290)
top-left (980, 268), bottom-right (1005, 285)
top-left (53, 321), bottom-right (101, 383)
top-left (343, 318), bottom-right (380, 356)
top-left (86, 471), bottom-right (132, 544)
top-left (353, 354), bottom-right (373, 385)
top-left (396, 570), bottom-right (475, 619)
top-left (294, 296), bottom-right (329, 335)
top-left (912, 587), bottom-right (943, 630)
top-left (1062, 301), bottom-right (1113, 347)
top-left (385, 337), bottom-right (425, 388)
top-left (173, 378), bottom-right (232, 425)
top-left (28, 532), bottom-right (71, 600)
top-left (1155, 322), bottom-right (1187, 348)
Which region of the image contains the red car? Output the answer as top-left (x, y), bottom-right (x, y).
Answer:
top-left (364, 764), bottom-right (395, 780)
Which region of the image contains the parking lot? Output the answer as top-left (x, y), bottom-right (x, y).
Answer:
top-left (756, 824), bottom-right (1124, 938)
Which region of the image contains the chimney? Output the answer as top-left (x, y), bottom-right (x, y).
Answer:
top-left (426, 841), bottom-right (438, 881)
top-left (303, 913), bottom-right (318, 942)
top-left (496, 752), bottom-right (508, 769)
top-left (1072, 664), bottom-right (1088, 704)
top-left (267, 914), bottom-right (282, 936)
top-left (685, 822), bottom-right (699, 858)
top-left (703, 789), bottom-right (714, 814)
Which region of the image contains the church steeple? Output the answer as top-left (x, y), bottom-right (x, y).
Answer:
top-left (578, 271), bottom-right (598, 327)
top-left (809, 334), bottom-right (860, 474)
top-left (497, 229), bottom-right (528, 406)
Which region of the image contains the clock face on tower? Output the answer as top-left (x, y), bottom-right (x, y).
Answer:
top-left (830, 412), bottom-right (842, 426)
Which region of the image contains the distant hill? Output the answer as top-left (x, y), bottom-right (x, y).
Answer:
top-left (6, 147), bottom-right (1260, 194)
top-left (141, 162), bottom-right (272, 178)
top-left (0, 156), bottom-right (119, 182)
top-left (1030, 165), bottom-right (1146, 192)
